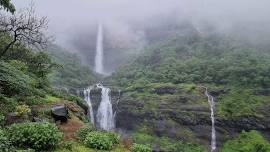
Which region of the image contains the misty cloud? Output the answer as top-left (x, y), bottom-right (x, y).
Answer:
top-left (12, 0), bottom-right (270, 48)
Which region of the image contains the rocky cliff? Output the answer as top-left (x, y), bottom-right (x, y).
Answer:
top-left (79, 84), bottom-right (270, 150)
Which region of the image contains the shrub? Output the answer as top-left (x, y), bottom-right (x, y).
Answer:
top-left (15, 105), bottom-right (31, 116)
top-left (15, 149), bottom-right (35, 152)
top-left (0, 129), bottom-right (11, 152)
top-left (6, 122), bottom-right (63, 150)
top-left (61, 141), bottom-right (76, 150)
top-left (83, 131), bottom-right (116, 150)
top-left (8, 60), bottom-right (28, 72)
top-left (0, 61), bottom-right (35, 96)
top-left (131, 143), bottom-right (152, 152)
top-left (75, 124), bottom-right (95, 141)
top-left (0, 95), bottom-right (17, 116)
top-left (105, 131), bottom-right (120, 145)
top-left (0, 114), bottom-right (5, 127)
top-left (221, 130), bottom-right (270, 152)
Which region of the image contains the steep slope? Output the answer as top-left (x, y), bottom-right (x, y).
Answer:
top-left (110, 28), bottom-right (270, 151)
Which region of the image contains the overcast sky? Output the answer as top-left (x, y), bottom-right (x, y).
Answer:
top-left (11, 0), bottom-right (270, 49)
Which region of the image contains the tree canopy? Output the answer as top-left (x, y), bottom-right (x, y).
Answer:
top-left (0, 0), bottom-right (15, 13)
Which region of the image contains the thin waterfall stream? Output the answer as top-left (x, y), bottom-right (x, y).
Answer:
top-left (204, 87), bottom-right (217, 152)
top-left (95, 23), bottom-right (104, 74)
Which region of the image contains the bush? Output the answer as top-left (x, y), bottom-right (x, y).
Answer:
top-left (6, 122), bottom-right (63, 150)
top-left (0, 129), bottom-right (11, 152)
top-left (83, 131), bottom-right (118, 150)
top-left (15, 149), bottom-right (35, 152)
top-left (8, 60), bottom-right (28, 72)
top-left (221, 130), bottom-right (270, 152)
top-left (105, 131), bottom-right (120, 145)
top-left (75, 124), bottom-right (95, 141)
top-left (15, 105), bottom-right (31, 116)
top-left (0, 114), bottom-right (5, 127)
top-left (0, 61), bottom-right (35, 96)
top-left (0, 95), bottom-right (17, 116)
top-left (132, 143), bottom-right (152, 152)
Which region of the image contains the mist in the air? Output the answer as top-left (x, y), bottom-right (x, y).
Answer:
top-left (12, 0), bottom-right (270, 73)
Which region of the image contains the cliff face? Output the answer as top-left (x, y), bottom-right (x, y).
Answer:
top-left (114, 85), bottom-right (270, 149)
top-left (79, 87), bottom-right (120, 125)
top-left (79, 85), bottom-right (270, 149)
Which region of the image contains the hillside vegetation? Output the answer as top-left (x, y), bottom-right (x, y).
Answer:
top-left (110, 27), bottom-right (270, 151)
top-left (111, 32), bottom-right (270, 118)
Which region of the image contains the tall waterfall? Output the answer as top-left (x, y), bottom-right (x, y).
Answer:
top-left (96, 84), bottom-right (115, 131)
top-left (204, 87), bottom-right (217, 152)
top-left (83, 87), bottom-right (95, 125)
top-left (94, 23), bottom-right (104, 74)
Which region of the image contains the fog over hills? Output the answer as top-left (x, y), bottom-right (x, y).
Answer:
top-left (12, 0), bottom-right (270, 72)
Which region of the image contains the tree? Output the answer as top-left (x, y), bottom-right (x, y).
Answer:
top-left (0, 3), bottom-right (49, 58)
top-left (28, 52), bottom-right (58, 78)
top-left (0, 0), bottom-right (15, 13)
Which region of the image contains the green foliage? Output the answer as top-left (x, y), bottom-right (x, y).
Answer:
top-left (132, 132), bottom-right (154, 144)
top-left (0, 114), bottom-right (5, 127)
top-left (0, 94), bottom-right (17, 116)
top-left (15, 149), bottom-right (35, 152)
top-left (6, 122), bottom-right (63, 150)
top-left (0, 0), bottom-right (15, 13)
top-left (28, 52), bottom-right (57, 78)
top-left (0, 61), bottom-right (35, 96)
top-left (15, 105), bottom-right (31, 116)
top-left (83, 131), bottom-right (119, 150)
top-left (112, 35), bottom-right (270, 88)
top-left (105, 131), bottom-right (120, 145)
top-left (28, 52), bottom-right (58, 88)
top-left (132, 131), bottom-right (206, 152)
top-left (8, 60), bottom-right (28, 72)
top-left (217, 89), bottom-right (266, 118)
top-left (76, 124), bottom-right (96, 141)
top-left (111, 33), bottom-right (270, 119)
top-left (48, 46), bottom-right (96, 88)
top-left (221, 130), bottom-right (270, 152)
top-left (54, 141), bottom-right (129, 152)
top-left (0, 129), bottom-right (11, 152)
top-left (131, 144), bottom-right (151, 152)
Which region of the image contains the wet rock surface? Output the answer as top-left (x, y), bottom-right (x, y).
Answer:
top-left (114, 92), bottom-right (270, 148)
top-left (51, 104), bottom-right (68, 123)
top-left (79, 86), bottom-right (270, 149)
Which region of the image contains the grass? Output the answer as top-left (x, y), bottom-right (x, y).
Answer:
top-left (44, 95), bottom-right (60, 103)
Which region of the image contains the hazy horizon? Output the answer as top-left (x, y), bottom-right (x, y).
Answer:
top-left (12, 0), bottom-right (270, 51)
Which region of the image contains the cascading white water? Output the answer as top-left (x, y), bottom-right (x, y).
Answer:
top-left (83, 87), bottom-right (95, 125)
top-left (94, 23), bottom-right (104, 74)
top-left (96, 84), bottom-right (115, 131)
top-left (204, 87), bottom-right (217, 152)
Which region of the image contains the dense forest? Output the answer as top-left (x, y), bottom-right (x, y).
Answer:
top-left (0, 0), bottom-right (270, 152)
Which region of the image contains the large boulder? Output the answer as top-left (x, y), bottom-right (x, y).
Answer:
top-left (51, 104), bottom-right (68, 123)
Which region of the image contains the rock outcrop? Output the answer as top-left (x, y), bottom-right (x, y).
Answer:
top-left (51, 104), bottom-right (69, 123)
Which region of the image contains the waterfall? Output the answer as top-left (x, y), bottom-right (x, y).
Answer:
top-left (96, 84), bottom-right (115, 131)
top-left (94, 23), bottom-right (104, 74)
top-left (83, 87), bottom-right (95, 125)
top-left (204, 87), bottom-right (217, 152)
